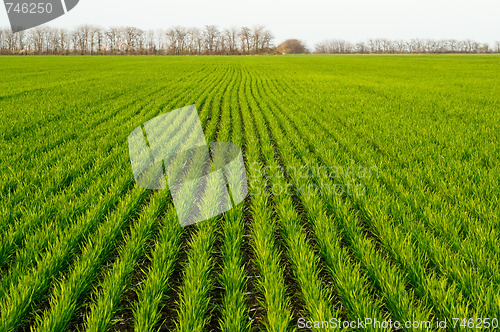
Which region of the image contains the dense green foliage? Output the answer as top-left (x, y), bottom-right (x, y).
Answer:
top-left (0, 55), bottom-right (499, 331)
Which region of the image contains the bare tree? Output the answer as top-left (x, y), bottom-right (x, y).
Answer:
top-left (88, 26), bottom-right (104, 55)
top-left (224, 27), bottom-right (239, 54)
top-left (144, 29), bottom-right (156, 55)
top-left (495, 41), bottom-right (500, 53)
top-left (354, 41), bottom-right (368, 54)
top-left (46, 27), bottom-right (59, 54)
top-left (260, 29), bottom-right (274, 53)
top-left (251, 25), bottom-right (265, 53)
top-left (165, 28), bottom-right (176, 54)
top-left (368, 39), bottom-right (381, 53)
top-left (29, 27), bottom-right (49, 54)
top-left (105, 27), bottom-right (121, 54)
top-left (203, 25), bottom-right (220, 54)
top-left (95, 27), bottom-right (104, 54)
top-left (174, 26), bottom-right (188, 55)
top-left (186, 27), bottom-right (202, 55)
top-left (0, 28), bottom-right (17, 54)
top-left (315, 39), bottom-right (352, 54)
top-left (393, 40), bottom-right (407, 53)
top-left (447, 39), bottom-right (457, 53)
top-left (480, 43), bottom-right (489, 53)
top-left (74, 25), bottom-right (94, 54)
top-left (239, 27), bottom-right (251, 54)
top-left (121, 27), bottom-right (143, 54)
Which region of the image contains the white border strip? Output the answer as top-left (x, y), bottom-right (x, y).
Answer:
top-left (61, 0), bottom-right (68, 13)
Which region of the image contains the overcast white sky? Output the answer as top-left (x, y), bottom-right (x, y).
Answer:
top-left (1, 0), bottom-right (499, 47)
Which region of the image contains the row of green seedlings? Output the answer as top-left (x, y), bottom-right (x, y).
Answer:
top-left (0, 76), bottom-right (188, 263)
top-left (0, 64), bottom-right (220, 286)
top-left (285, 60), bottom-right (498, 230)
top-left (245, 71), bottom-right (341, 330)
top-left (32, 91), bottom-right (212, 332)
top-left (262, 64), bottom-right (492, 288)
top-left (131, 67), bottom-right (236, 332)
top-left (0, 86), bottom-right (147, 255)
top-left (215, 67), bottom-right (250, 332)
top-left (0, 170), bottom-right (142, 331)
top-left (0, 73), bottom-right (161, 219)
top-left (173, 66), bottom-right (241, 332)
top-left (0, 67), bottom-right (222, 331)
top-left (82, 81), bottom-right (227, 331)
top-left (260, 71), bottom-right (498, 318)
top-left (246, 68), bottom-right (399, 331)
top-left (301, 80), bottom-right (500, 283)
top-left (0, 66), bottom-right (217, 267)
top-left (0, 75), bottom-right (203, 299)
top-left (238, 67), bottom-right (292, 331)
top-left (358, 76), bottom-right (500, 224)
top-left (283, 76), bottom-right (500, 317)
top-left (262, 70), bottom-right (454, 322)
top-left (0, 151), bottom-right (130, 301)
top-left (0, 61), bottom-right (216, 230)
top-left (251, 72), bottom-right (431, 329)
top-left (282, 69), bottom-right (500, 278)
top-left (30, 66), bottom-right (230, 332)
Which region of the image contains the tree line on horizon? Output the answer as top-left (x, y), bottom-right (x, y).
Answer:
top-left (0, 25), bottom-right (498, 55)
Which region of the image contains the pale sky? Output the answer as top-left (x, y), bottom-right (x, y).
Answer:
top-left (1, 0), bottom-right (499, 47)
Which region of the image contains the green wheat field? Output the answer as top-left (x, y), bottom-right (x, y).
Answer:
top-left (0, 55), bottom-right (499, 331)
